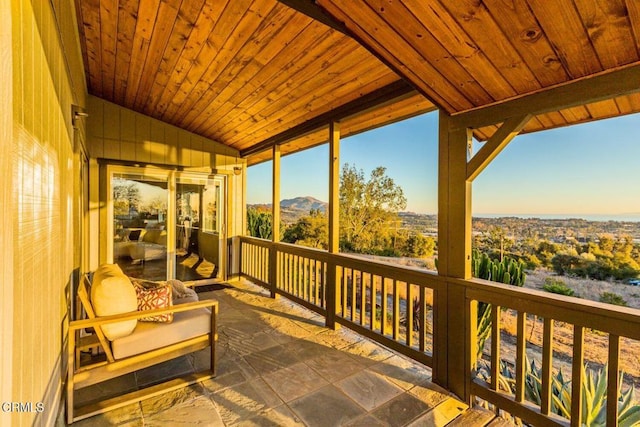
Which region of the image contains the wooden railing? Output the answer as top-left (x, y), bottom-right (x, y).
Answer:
top-left (461, 277), bottom-right (640, 427)
top-left (238, 236), bottom-right (640, 427)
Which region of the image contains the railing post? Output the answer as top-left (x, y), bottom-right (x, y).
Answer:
top-left (269, 242), bottom-right (278, 298)
top-left (271, 145), bottom-right (281, 299)
top-left (326, 121), bottom-right (340, 329)
top-left (436, 111), bottom-right (473, 403)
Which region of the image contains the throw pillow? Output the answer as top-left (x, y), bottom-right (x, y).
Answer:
top-left (91, 264), bottom-right (138, 340)
top-left (131, 279), bottom-right (173, 323)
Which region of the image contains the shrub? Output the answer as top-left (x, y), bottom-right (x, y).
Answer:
top-left (542, 278), bottom-right (575, 297)
top-left (599, 292), bottom-right (628, 306)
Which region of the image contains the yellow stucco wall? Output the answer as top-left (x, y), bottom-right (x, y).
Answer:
top-left (6, 0), bottom-right (87, 425)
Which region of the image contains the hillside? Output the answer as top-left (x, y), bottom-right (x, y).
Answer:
top-left (248, 196), bottom-right (327, 224)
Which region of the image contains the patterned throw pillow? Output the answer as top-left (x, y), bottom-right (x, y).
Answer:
top-left (131, 279), bottom-right (173, 323)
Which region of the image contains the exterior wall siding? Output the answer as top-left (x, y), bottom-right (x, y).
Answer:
top-left (7, 0), bottom-right (86, 425)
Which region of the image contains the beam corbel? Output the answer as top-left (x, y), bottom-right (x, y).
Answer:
top-left (466, 114), bottom-right (531, 182)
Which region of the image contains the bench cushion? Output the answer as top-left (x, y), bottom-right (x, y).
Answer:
top-left (111, 303), bottom-right (212, 359)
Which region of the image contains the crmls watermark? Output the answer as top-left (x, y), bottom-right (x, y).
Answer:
top-left (1, 402), bottom-right (45, 413)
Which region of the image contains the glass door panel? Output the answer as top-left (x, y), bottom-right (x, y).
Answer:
top-left (175, 175), bottom-right (224, 282)
top-left (111, 174), bottom-right (169, 281)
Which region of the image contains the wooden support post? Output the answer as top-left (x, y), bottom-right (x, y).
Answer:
top-left (270, 145), bottom-right (281, 298)
top-left (326, 121), bottom-right (340, 329)
top-left (435, 111), bottom-right (473, 402)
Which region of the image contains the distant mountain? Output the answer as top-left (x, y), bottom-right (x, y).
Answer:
top-left (280, 196), bottom-right (327, 213)
top-left (248, 196), bottom-right (327, 224)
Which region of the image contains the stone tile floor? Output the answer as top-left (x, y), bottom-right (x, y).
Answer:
top-left (62, 279), bottom-right (508, 426)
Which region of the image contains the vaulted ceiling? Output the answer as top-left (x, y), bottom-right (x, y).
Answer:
top-left (75, 0), bottom-right (640, 163)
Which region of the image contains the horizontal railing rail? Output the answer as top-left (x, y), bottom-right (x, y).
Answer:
top-left (237, 236), bottom-right (640, 427)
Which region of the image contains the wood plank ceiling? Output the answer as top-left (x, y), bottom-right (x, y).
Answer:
top-left (74, 0), bottom-right (434, 160)
top-left (75, 0), bottom-right (640, 162)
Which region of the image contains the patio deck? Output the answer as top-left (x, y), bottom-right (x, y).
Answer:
top-left (62, 279), bottom-right (511, 427)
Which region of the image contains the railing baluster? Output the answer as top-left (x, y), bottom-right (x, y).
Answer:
top-left (317, 260), bottom-right (322, 306)
top-left (515, 311), bottom-right (526, 403)
top-left (341, 266), bottom-right (347, 317)
top-left (303, 257), bottom-right (308, 301)
top-left (381, 277), bottom-right (388, 336)
top-left (360, 271), bottom-right (365, 326)
top-left (419, 286), bottom-right (426, 352)
top-left (571, 325), bottom-right (585, 427)
top-left (350, 269), bottom-right (356, 322)
top-left (541, 318), bottom-right (554, 415)
top-left (491, 304), bottom-right (501, 392)
top-left (406, 283), bottom-right (413, 347)
top-left (607, 334), bottom-right (620, 427)
top-left (369, 274), bottom-right (375, 331)
top-left (393, 279), bottom-right (399, 341)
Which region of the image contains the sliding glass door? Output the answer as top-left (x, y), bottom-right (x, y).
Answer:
top-left (107, 166), bottom-right (225, 283)
top-left (175, 174), bottom-right (224, 282)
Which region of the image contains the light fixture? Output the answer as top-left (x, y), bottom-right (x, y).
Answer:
top-left (233, 166), bottom-right (242, 175)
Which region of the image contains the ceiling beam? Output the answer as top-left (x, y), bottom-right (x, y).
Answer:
top-left (276, 0), bottom-right (349, 35)
top-left (240, 80), bottom-right (418, 157)
top-left (452, 63), bottom-right (640, 130)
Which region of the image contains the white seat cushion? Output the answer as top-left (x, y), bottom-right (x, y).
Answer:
top-left (111, 305), bottom-right (212, 359)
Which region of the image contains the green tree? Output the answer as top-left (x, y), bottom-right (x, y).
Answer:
top-left (403, 233), bottom-right (436, 258)
top-left (282, 209), bottom-right (328, 249)
top-left (339, 164), bottom-right (406, 253)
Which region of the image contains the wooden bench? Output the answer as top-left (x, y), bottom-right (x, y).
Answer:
top-left (66, 273), bottom-right (218, 423)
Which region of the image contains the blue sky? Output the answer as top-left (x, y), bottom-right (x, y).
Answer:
top-left (247, 111), bottom-right (640, 219)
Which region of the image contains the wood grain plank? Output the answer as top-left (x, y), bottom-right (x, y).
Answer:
top-left (435, 0), bottom-right (541, 94)
top-left (124, 0), bottom-right (161, 107)
top-left (132, 0), bottom-right (181, 110)
top-left (179, 6), bottom-right (307, 130)
top-left (210, 40), bottom-right (367, 140)
top-left (173, 2), bottom-right (292, 127)
top-left (161, 0), bottom-right (261, 123)
top-left (527, 0), bottom-right (603, 78)
top-left (364, 0), bottom-right (494, 105)
top-left (404, 0), bottom-right (521, 100)
top-left (151, 1), bottom-right (228, 117)
top-left (142, 0), bottom-right (206, 115)
top-left (584, 98), bottom-right (620, 119)
top-left (192, 25), bottom-right (339, 136)
top-left (482, 0), bottom-right (569, 87)
top-left (79, 0), bottom-right (104, 96)
top-left (573, 0), bottom-right (639, 68)
top-left (99, 0), bottom-right (119, 99)
top-left (626, 0), bottom-right (640, 54)
top-left (317, 0), bottom-right (468, 112)
top-left (113, 0), bottom-right (140, 103)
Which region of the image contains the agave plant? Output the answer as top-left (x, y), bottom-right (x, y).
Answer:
top-left (491, 357), bottom-right (640, 426)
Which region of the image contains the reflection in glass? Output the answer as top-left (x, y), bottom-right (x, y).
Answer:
top-left (175, 178), bottom-right (222, 281)
top-left (112, 175), bottom-right (168, 281)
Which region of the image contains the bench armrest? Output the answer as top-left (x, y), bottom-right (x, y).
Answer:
top-left (69, 299), bottom-right (218, 332)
